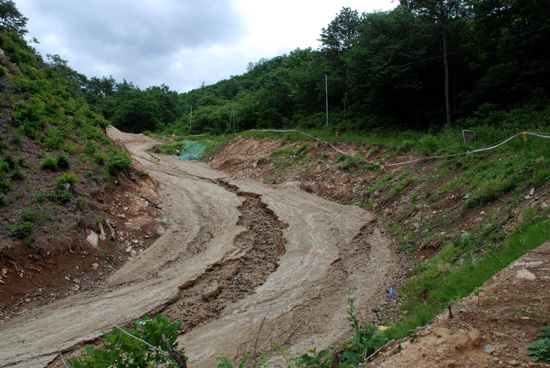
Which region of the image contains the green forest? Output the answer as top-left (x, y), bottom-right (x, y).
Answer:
top-left (68, 0), bottom-right (550, 136)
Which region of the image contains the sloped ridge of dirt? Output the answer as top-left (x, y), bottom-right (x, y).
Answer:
top-left (0, 158), bottom-right (162, 320)
top-left (160, 179), bottom-right (288, 333)
top-left (365, 242), bottom-right (550, 368)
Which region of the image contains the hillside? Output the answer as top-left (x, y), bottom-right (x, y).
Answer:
top-left (0, 26), bottom-right (161, 318)
top-left (206, 133), bottom-right (550, 365)
top-left (1, 1), bottom-right (549, 366)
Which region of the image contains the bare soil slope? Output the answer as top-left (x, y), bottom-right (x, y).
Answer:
top-left (209, 135), bottom-right (550, 367)
top-left (0, 129), bottom-right (398, 367)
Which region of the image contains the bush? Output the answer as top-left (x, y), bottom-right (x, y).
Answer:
top-left (69, 315), bottom-right (186, 368)
top-left (0, 194), bottom-right (8, 205)
top-left (0, 160), bottom-right (9, 173)
top-left (0, 177), bottom-right (11, 193)
top-left (93, 152), bottom-right (107, 165)
top-left (56, 154), bottom-right (70, 169)
top-left (10, 168), bottom-right (25, 181)
top-left (56, 172), bottom-right (77, 188)
top-left (106, 152), bottom-right (132, 176)
top-left (56, 189), bottom-right (71, 203)
top-left (3, 155), bottom-right (16, 169)
top-left (41, 156), bottom-right (57, 170)
top-left (10, 221), bottom-right (33, 239)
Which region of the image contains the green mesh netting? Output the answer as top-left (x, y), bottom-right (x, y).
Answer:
top-left (174, 141), bottom-right (206, 161)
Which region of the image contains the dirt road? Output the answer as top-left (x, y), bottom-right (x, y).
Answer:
top-left (0, 129), bottom-right (398, 367)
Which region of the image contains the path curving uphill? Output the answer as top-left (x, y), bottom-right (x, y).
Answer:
top-left (0, 128), bottom-right (398, 367)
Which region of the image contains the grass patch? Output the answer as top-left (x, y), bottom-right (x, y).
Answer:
top-left (388, 211), bottom-right (550, 339)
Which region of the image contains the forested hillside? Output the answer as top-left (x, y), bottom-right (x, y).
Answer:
top-left (79, 0), bottom-right (550, 135)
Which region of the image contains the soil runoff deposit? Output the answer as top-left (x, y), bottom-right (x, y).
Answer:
top-left (0, 128), bottom-right (398, 368)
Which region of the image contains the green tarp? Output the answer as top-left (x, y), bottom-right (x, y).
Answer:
top-left (174, 141), bottom-right (206, 161)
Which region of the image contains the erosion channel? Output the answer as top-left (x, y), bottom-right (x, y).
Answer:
top-left (0, 128), bottom-right (398, 367)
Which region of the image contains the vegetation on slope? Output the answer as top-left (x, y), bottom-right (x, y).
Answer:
top-left (2, 0), bottom-right (549, 366)
top-left (0, 0), bottom-right (137, 311)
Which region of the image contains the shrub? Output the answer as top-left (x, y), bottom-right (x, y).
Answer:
top-left (0, 178), bottom-right (11, 193)
top-left (93, 152), bottom-right (107, 166)
top-left (11, 133), bottom-right (21, 146)
top-left (10, 221), bottom-right (33, 239)
top-left (0, 160), bottom-right (9, 173)
top-left (56, 190), bottom-right (71, 203)
top-left (84, 141), bottom-right (97, 155)
top-left (21, 210), bottom-right (36, 222)
top-left (106, 152), bottom-right (132, 176)
top-left (41, 156), bottom-right (57, 171)
top-left (56, 154), bottom-right (70, 169)
top-left (3, 155), bottom-right (16, 169)
top-left (56, 172), bottom-right (77, 188)
top-left (10, 168), bottom-right (25, 181)
top-left (0, 194), bottom-right (8, 205)
top-left (69, 315), bottom-right (186, 368)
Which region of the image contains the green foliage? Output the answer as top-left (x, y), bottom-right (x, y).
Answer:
top-left (56, 172), bottom-right (77, 188)
top-left (216, 353), bottom-right (251, 368)
top-left (526, 326), bottom-right (550, 361)
top-left (0, 193), bottom-right (8, 205)
top-left (0, 0), bottom-right (27, 34)
top-left (391, 217), bottom-right (550, 340)
top-left (9, 168), bottom-right (24, 181)
top-left (41, 156), bottom-right (57, 170)
top-left (106, 151), bottom-right (131, 176)
top-left (0, 159), bottom-right (9, 173)
top-left (56, 154), bottom-right (70, 169)
top-left (0, 177), bottom-right (11, 192)
top-left (69, 315), bottom-right (186, 368)
top-left (10, 133), bottom-right (21, 146)
top-left (272, 146), bottom-right (297, 157)
top-left (339, 155), bottom-right (362, 171)
top-left (21, 209), bottom-right (36, 222)
top-left (93, 151), bottom-right (107, 165)
top-left (10, 220), bottom-right (33, 238)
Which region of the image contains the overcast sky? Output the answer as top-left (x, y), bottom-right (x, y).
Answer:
top-left (15, 0), bottom-right (397, 93)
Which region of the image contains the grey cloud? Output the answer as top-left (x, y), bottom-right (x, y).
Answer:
top-left (18, 0), bottom-right (247, 88)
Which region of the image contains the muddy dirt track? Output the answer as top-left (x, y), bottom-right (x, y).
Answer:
top-left (0, 128), bottom-right (398, 367)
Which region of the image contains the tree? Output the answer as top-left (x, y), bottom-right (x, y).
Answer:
top-left (111, 90), bottom-right (161, 133)
top-left (401, 0), bottom-right (466, 127)
top-left (348, 7), bottom-right (439, 128)
top-left (319, 7), bottom-right (363, 114)
top-left (319, 7), bottom-right (362, 54)
top-left (0, 0), bottom-right (27, 35)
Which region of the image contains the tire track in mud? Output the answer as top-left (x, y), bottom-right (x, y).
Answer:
top-left (159, 180), bottom-right (288, 333)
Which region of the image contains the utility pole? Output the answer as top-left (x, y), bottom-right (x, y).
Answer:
top-left (325, 74), bottom-right (329, 126)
